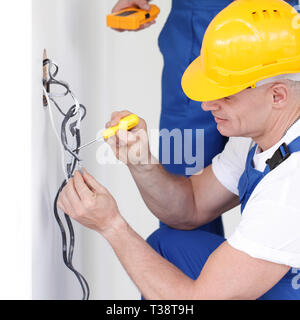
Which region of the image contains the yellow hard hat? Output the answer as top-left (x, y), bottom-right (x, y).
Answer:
top-left (181, 0), bottom-right (300, 102)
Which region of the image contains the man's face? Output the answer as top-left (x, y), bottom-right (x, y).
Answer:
top-left (201, 85), bottom-right (272, 138)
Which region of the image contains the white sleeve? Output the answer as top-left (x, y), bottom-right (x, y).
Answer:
top-left (212, 137), bottom-right (253, 195)
top-left (228, 155), bottom-right (300, 268)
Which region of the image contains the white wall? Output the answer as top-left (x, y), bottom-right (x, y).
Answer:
top-left (0, 0), bottom-right (32, 300)
top-left (30, 0), bottom-right (240, 300)
top-left (32, 0), bottom-right (93, 299)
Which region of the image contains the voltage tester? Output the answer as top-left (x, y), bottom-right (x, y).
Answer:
top-left (107, 4), bottom-right (160, 30)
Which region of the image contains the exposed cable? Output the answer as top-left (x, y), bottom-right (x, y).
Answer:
top-left (43, 58), bottom-right (90, 300)
top-left (43, 87), bottom-right (69, 181)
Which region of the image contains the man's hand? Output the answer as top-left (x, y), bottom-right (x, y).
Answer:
top-left (111, 0), bottom-right (156, 32)
top-left (57, 169), bottom-right (124, 236)
top-left (105, 110), bottom-right (155, 168)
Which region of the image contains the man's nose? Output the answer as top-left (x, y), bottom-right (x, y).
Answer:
top-left (201, 100), bottom-right (221, 111)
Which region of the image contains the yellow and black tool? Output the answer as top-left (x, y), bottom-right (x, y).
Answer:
top-left (76, 114), bottom-right (139, 151)
top-left (107, 4), bottom-right (160, 30)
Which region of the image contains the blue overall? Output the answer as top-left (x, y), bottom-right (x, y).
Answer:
top-left (158, 0), bottom-right (233, 235)
top-left (147, 136), bottom-right (300, 299)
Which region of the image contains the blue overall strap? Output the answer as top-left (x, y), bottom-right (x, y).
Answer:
top-left (238, 136), bottom-right (300, 213)
top-left (238, 146), bottom-right (261, 213)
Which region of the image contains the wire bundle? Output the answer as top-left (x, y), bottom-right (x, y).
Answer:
top-left (43, 58), bottom-right (90, 300)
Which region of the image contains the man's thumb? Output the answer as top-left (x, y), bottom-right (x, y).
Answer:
top-left (82, 168), bottom-right (107, 194)
top-left (139, 0), bottom-right (150, 10)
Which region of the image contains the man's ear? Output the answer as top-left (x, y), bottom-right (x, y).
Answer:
top-left (270, 83), bottom-right (288, 108)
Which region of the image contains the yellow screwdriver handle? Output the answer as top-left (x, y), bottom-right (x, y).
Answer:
top-left (101, 114), bottom-right (140, 139)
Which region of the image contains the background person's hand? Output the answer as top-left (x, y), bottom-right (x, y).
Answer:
top-left (57, 169), bottom-right (122, 235)
top-left (111, 0), bottom-right (156, 32)
top-left (105, 110), bottom-right (152, 167)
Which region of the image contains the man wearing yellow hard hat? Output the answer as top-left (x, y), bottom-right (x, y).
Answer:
top-left (58, 0), bottom-right (300, 299)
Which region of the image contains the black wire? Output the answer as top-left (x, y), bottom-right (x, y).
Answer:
top-left (43, 58), bottom-right (58, 78)
top-left (59, 102), bottom-right (89, 299)
top-left (61, 105), bottom-right (82, 162)
top-left (44, 58), bottom-right (90, 300)
top-left (44, 59), bottom-right (70, 98)
top-left (54, 182), bottom-right (89, 300)
top-left (59, 99), bottom-right (90, 299)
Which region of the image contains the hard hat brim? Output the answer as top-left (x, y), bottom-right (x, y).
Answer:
top-left (181, 56), bottom-right (249, 102)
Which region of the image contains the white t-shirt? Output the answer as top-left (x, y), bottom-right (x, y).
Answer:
top-left (212, 120), bottom-right (300, 268)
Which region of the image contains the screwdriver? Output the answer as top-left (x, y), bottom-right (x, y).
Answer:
top-left (75, 114), bottom-right (139, 151)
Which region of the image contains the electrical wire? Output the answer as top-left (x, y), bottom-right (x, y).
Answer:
top-left (43, 87), bottom-right (69, 182)
top-left (43, 58), bottom-right (90, 300)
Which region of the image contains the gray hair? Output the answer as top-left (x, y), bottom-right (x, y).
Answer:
top-left (256, 73), bottom-right (300, 87)
top-left (256, 74), bottom-right (300, 98)
top-left (287, 80), bottom-right (300, 97)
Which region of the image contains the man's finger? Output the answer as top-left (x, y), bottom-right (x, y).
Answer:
top-left (110, 110), bottom-right (132, 126)
top-left (111, 1), bottom-right (129, 13)
top-left (65, 178), bottom-right (85, 211)
top-left (136, 20), bottom-right (156, 31)
top-left (138, 0), bottom-right (150, 10)
top-left (110, 28), bottom-right (126, 33)
top-left (112, 0), bottom-right (150, 13)
top-left (57, 198), bottom-right (66, 213)
top-left (127, 131), bottom-right (137, 143)
top-left (82, 168), bottom-right (108, 194)
top-left (58, 191), bottom-right (73, 214)
top-left (116, 129), bottom-right (128, 147)
top-left (106, 134), bottom-right (119, 149)
top-left (73, 171), bottom-right (94, 200)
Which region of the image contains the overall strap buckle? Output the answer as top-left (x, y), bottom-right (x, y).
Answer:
top-left (266, 143), bottom-right (291, 171)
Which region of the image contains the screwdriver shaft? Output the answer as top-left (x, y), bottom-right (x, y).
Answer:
top-left (75, 136), bottom-right (104, 151)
